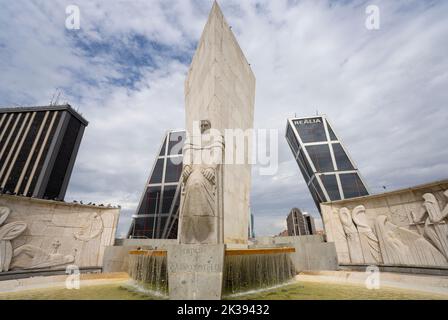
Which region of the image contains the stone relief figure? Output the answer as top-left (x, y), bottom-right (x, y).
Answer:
top-left (74, 212), bottom-right (104, 241)
top-left (338, 208), bottom-right (364, 264)
top-left (351, 205), bottom-right (382, 264)
top-left (179, 120), bottom-right (224, 244)
top-left (325, 208), bottom-right (351, 264)
top-left (0, 206), bottom-right (76, 271)
top-left (411, 192), bottom-right (448, 259)
top-left (11, 241), bottom-right (75, 270)
top-left (375, 215), bottom-right (446, 266)
top-left (0, 207), bottom-right (27, 272)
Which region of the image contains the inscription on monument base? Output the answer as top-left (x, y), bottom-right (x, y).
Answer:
top-left (168, 244), bottom-right (225, 300)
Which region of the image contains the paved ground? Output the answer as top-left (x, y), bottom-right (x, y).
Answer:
top-left (297, 270), bottom-right (448, 296)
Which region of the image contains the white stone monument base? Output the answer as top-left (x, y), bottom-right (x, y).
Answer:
top-left (167, 244), bottom-right (225, 300)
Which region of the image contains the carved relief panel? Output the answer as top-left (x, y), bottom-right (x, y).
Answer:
top-left (331, 189), bottom-right (448, 268)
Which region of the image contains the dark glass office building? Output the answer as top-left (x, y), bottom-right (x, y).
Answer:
top-left (286, 115), bottom-right (369, 212)
top-left (0, 105), bottom-right (88, 200)
top-left (128, 130), bottom-right (185, 239)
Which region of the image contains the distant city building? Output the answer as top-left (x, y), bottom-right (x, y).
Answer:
top-left (286, 208), bottom-right (309, 236)
top-left (286, 115), bottom-right (369, 212)
top-left (128, 130), bottom-right (185, 239)
top-left (303, 213), bottom-right (316, 235)
top-left (0, 105), bottom-right (88, 200)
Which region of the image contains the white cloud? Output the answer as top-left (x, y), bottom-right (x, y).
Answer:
top-left (1, 0), bottom-right (447, 237)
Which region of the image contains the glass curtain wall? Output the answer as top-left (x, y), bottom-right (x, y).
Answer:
top-left (128, 130), bottom-right (185, 239)
top-left (285, 116), bottom-right (369, 212)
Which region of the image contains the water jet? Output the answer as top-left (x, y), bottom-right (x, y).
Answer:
top-left (128, 247), bottom-right (297, 298)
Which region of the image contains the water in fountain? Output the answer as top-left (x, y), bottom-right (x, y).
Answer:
top-left (223, 253), bottom-right (296, 295)
top-left (128, 254), bottom-right (168, 296)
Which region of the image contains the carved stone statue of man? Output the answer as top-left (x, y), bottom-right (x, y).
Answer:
top-left (178, 120), bottom-right (224, 244)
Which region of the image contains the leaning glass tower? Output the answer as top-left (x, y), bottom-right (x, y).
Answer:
top-left (285, 115), bottom-right (369, 212)
top-left (128, 130), bottom-right (185, 239)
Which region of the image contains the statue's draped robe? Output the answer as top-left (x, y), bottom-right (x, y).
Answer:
top-left (179, 133), bottom-right (223, 244)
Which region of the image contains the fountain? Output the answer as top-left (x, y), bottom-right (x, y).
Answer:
top-left (1, 0), bottom-right (447, 303)
top-left (223, 249), bottom-right (296, 295)
top-left (127, 247), bottom-right (297, 298)
top-left (128, 250), bottom-right (168, 296)
top-left (125, 1), bottom-right (325, 300)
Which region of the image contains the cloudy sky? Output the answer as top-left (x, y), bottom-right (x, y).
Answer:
top-left (0, 0), bottom-right (447, 237)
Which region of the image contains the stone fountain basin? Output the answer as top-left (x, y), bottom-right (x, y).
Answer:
top-left (128, 247), bottom-right (296, 257)
top-left (127, 246), bottom-right (298, 298)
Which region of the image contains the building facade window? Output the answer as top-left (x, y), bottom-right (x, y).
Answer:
top-left (306, 144), bottom-right (334, 172)
top-left (340, 173), bottom-right (368, 198)
top-left (149, 159), bottom-right (164, 184)
top-left (326, 120), bottom-right (338, 141)
top-left (286, 125), bottom-right (299, 155)
top-left (286, 115), bottom-right (369, 213)
top-left (129, 130), bottom-right (185, 239)
top-left (332, 143), bottom-right (354, 171)
top-left (0, 105), bottom-right (87, 201)
top-left (293, 118), bottom-right (327, 143)
top-left (320, 174), bottom-right (341, 201)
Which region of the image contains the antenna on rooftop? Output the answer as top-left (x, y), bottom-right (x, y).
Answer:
top-left (50, 88), bottom-right (62, 106)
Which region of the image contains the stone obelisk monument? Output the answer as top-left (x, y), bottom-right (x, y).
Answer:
top-left (168, 1), bottom-right (256, 300)
top-left (180, 0), bottom-right (256, 247)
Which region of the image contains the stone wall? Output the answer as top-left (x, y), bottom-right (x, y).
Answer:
top-left (252, 235), bottom-right (324, 248)
top-left (321, 180), bottom-right (448, 268)
top-left (121, 239), bottom-right (177, 248)
top-left (103, 239), bottom-right (177, 273)
top-left (0, 194), bottom-right (120, 272)
top-left (251, 235), bottom-right (338, 272)
top-left (184, 2), bottom-right (256, 245)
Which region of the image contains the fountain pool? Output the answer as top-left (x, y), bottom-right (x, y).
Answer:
top-left (0, 278), bottom-right (446, 300)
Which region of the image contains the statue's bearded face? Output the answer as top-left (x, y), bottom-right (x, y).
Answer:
top-left (200, 120), bottom-right (211, 134)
